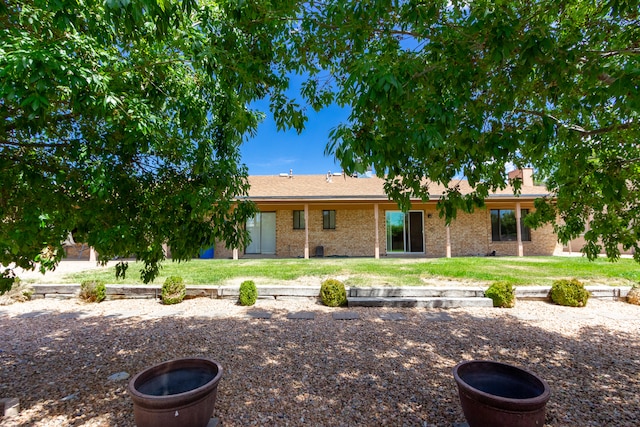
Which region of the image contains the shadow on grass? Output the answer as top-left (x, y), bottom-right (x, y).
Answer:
top-left (0, 302), bottom-right (639, 426)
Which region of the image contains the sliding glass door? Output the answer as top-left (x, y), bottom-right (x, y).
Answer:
top-left (245, 212), bottom-right (276, 254)
top-left (386, 211), bottom-right (424, 253)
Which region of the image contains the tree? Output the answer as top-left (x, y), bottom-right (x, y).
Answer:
top-left (293, 0), bottom-right (640, 261)
top-left (2, 0), bottom-right (639, 294)
top-left (0, 0), bottom-right (305, 288)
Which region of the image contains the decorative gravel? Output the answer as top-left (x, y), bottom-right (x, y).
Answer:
top-left (0, 297), bottom-right (639, 426)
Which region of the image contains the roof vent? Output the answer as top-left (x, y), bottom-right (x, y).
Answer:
top-left (279, 173), bottom-right (288, 177)
top-left (326, 171), bottom-right (332, 183)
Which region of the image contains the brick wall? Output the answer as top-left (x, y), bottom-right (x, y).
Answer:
top-left (213, 203), bottom-right (561, 259)
top-left (63, 243), bottom-right (92, 260)
top-left (214, 208), bottom-right (378, 258)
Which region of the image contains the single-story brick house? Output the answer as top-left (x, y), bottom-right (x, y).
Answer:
top-left (214, 168), bottom-right (562, 260)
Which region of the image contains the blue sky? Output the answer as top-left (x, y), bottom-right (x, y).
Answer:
top-left (240, 99), bottom-right (350, 177)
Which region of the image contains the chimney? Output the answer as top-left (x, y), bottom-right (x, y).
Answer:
top-left (508, 168), bottom-right (534, 187)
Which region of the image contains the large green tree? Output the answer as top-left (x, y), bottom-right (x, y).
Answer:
top-left (294, 0), bottom-right (640, 261)
top-left (0, 0), bottom-right (305, 288)
top-left (2, 0), bottom-right (639, 293)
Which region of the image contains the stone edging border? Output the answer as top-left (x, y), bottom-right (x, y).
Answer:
top-left (28, 284), bottom-right (631, 301)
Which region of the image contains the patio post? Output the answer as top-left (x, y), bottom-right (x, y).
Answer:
top-left (516, 202), bottom-right (523, 257)
top-left (304, 204), bottom-right (309, 259)
top-left (446, 226), bottom-right (451, 258)
top-left (374, 203), bottom-right (380, 259)
top-left (232, 248), bottom-right (238, 260)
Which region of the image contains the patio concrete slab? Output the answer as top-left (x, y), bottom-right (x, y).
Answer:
top-left (246, 311), bottom-right (272, 319)
top-left (332, 311), bottom-right (360, 320)
top-left (287, 311), bottom-right (316, 320)
top-left (423, 312), bottom-right (453, 321)
top-left (379, 312), bottom-right (407, 321)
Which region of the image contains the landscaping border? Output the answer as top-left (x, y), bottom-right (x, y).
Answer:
top-left (29, 284), bottom-right (631, 301)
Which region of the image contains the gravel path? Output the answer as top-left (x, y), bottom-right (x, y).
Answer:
top-left (0, 297), bottom-right (639, 426)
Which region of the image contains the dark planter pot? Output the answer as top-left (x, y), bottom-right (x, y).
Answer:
top-left (128, 358), bottom-right (223, 427)
top-left (453, 360), bottom-right (551, 427)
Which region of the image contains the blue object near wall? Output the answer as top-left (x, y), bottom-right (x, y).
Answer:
top-left (199, 247), bottom-right (214, 259)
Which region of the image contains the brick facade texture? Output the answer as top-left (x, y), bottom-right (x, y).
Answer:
top-left (214, 203), bottom-right (561, 259)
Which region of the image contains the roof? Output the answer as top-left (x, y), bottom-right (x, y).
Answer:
top-left (246, 173), bottom-right (550, 201)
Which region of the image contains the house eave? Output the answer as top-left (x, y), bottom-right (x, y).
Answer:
top-left (240, 193), bottom-right (551, 203)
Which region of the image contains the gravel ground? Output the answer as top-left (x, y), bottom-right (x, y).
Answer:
top-left (0, 297), bottom-right (639, 427)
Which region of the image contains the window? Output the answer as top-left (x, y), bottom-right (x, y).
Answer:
top-left (293, 210), bottom-right (305, 229)
top-left (323, 210), bottom-right (336, 229)
top-left (491, 209), bottom-right (531, 241)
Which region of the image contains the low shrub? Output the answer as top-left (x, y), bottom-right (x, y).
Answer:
top-left (80, 280), bottom-right (106, 303)
top-left (485, 281), bottom-right (516, 308)
top-left (627, 283), bottom-right (640, 306)
top-left (239, 280), bottom-right (258, 306)
top-left (550, 279), bottom-right (590, 307)
top-left (320, 279), bottom-right (347, 307)
top-left (162, 276), bottom-right (186, 305)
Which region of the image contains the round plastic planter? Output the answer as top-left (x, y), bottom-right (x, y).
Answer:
top-left (452, 360), bottom-right (551, 427)
top-left (128, 358), bottom-right (223, 427)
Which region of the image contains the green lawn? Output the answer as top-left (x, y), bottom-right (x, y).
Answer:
top-left (57, 256), bottom-right (640, 287)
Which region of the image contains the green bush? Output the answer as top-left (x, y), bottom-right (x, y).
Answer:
top-left (485, 281), bottom-right (515, 308)
top-left (239, 280), bottom-right (258, 306)
top-left (80, 280), bottom-right (106, 303)
top-left (550, 279), bottom-right (590, 307)
top-left (320, 279), bottom-right (347, 307)
top-left (162, 276), bottom-right (186, 305)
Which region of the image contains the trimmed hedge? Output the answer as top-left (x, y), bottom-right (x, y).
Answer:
top-left (239, 280), bottom-right (258, 306)
top-left (162, 276), bottom-right (186, 305)
top-left (550, 279), bottom-right (590, 307)
top-left (320, 279), bottom-right (347, 307)
top-left (485, 281), bottom-right (515, 308)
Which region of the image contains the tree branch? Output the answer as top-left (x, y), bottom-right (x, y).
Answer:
top-left (587, 47), bottom-right (640, 57)
top-left (514, 109), bottom-right (636, 136)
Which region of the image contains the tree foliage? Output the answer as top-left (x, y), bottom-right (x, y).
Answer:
top-left (2, 0), bottom-right (639, 291)
top-left (294, 0), bottom-right (640, 261)
top-left (0, 0), bottom-right (304, 286)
